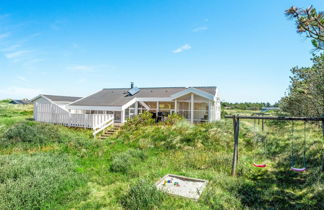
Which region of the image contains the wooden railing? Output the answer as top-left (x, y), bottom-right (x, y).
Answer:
top-left (92, 116), bottom-right (114, 137)
top-left (35, 103), bottom-right (114, 129)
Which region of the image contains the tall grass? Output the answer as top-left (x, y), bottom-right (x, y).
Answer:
top-left (120, 179), bottom-right (164, 210)
top-left (0, 153), bottom-right (84, 210)
top-left (1, 122), bottom-right (62, 146)
top-left (110, 149), bottom-right (146, 173)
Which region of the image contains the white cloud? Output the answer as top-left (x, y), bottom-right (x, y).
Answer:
top-left (172, 44), bottom-right (192, 54)
top-left (17, 76), bottom-right (28, 82)
top-left (50, 20), bottom-right (66, 31)
top-left (0, 32), bottom-right (10, 39)
top-left (1, 44), bottom-right (20, 52)
top-left (192, 26), bottom-right (208, 32)
top-left (77, 78), bottom-right (87, 84)
top-left (5, 50), bottom-right (32, 59)
top-left (0, 87), bottom-right (41, 99)
top-left (67, 65), bottom-right (94, 72)
top-left (72, 43), bottom-right (80, 48)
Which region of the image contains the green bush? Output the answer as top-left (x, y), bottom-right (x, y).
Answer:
top-left (122, 112), bottom-right (155, 131)
top-left (0, 153), bottom-right (84, 210)
top-left (110, 149), bottom-right (146, 173)
top-left (1, 122), bottom-right (61, 146)
top-left (163, 113), bottom-right (184, 125)
top-left (120, 179), bottom-right (164, 210)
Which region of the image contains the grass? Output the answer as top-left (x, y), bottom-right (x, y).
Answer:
top-left (0, 153), bottom-right (84, 210)
top-left (0, 100), bottom-right (323, 209)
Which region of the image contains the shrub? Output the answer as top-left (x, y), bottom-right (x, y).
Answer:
top-left (110, 149), bottom-right (146, 173)
top-left (1, 122), bottom-right (61, 146)
top-left (163, 113), bottom-right (184, 125)
top-left (120, 179), bottom-right (164, 210)
top-left (0, 153), bottom-right (84, 210)
top-left (122, 112), bottom-right (155, 131)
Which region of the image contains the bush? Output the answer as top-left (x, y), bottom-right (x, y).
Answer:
top-left (120, 179), bottom-right (164, 210)
top-left (122, 112), bottom-right (155, 131)
top-left (1, 122), bottom-right (61, 146)
top-left (163, 113), bottom-right (184, 125)
top-left (0, 153), bottom-right (84, 210)
top-left (110, 149), bottom-right (146, 173)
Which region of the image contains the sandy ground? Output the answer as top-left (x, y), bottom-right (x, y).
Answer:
top-left (156, 174), bottom-right (208, 200)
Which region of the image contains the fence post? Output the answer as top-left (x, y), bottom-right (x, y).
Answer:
top-left (322, 118), bottom-right (324, 172)
top-left (231, 115), bottom-right (240, 176)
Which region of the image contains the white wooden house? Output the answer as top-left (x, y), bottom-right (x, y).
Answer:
top-left (32, 84), bottom-right (221, 135)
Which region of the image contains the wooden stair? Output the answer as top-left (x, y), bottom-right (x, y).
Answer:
top-left (98, 125), bottom-right (121, 139)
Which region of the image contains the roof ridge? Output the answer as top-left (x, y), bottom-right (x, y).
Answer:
top-left (192, 86), bottom-right (217, 88)
top-left (102, 86), bottom-right (217, 90)
top-left (103, 87), bottom-right (187, 90)
top-left (43, 94), bottom-right (81, 98)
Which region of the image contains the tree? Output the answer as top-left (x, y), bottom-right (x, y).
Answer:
top-left (286, 6), bottom-right (324, 50)
top-left (280, 54), bottom-right (324, 117)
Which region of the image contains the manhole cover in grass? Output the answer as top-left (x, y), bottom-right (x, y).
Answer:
top-left (155, 174), bottom-right (208, 200)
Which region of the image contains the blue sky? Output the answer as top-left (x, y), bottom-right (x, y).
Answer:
top-left (0, 0), bottom-right (323, 102)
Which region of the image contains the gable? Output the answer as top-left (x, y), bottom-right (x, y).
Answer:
top-left (170, 88), bottom-right (215, 101)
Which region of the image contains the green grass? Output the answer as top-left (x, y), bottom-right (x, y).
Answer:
top-left (0, 100), bottom-right (323, 209)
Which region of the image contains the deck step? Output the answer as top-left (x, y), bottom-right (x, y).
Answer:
top-left (98, 125), bottom-right (121, 139)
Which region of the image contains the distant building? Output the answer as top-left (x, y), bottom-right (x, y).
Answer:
top-left (10, 99), bottom-right (30, 105)
top-left (261, 107), bottom-right (280, 112)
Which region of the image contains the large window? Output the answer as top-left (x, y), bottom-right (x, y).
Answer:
top-left (138, 103), bottom-right (146, 114)
top-left (125, 103), bottom-right (136, 119)
top-left (114, 111), bottom-right (121, 123)
top-left (145, 102), bottom-right (157, 111)
top-left (159, 102), bottom-right (174, 110)
top-left (177, 102), bottom-right (190, 120)
top-left (194, 102), bottom-right (209, 122)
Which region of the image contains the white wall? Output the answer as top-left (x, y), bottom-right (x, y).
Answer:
top-left (214, 89), bottom-right (221, 121)
top-left (33, 97), bottom-right (52, 121)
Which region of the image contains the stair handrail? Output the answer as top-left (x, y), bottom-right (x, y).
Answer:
top-left (92, 116), bottom-right (114, 137)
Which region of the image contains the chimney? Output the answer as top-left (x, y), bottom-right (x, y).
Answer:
top-left (130, 82), bottom-right (134, 89)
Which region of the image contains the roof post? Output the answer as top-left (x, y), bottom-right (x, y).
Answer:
top-left (121, 109), bottom-right (125, 123)
top-left (208, 101), bottom-right (212, 122)
top-left (135, 101), bottom-right (138, 115)
top-left (191, 93), bottom-right (194, 123)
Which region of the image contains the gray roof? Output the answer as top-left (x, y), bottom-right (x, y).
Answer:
top-left (10, 99), bottom-right (30, 104)
top-left (70, 86), bottom-right (216, 107)
top-left (43, 95), bottom-right (82, 102)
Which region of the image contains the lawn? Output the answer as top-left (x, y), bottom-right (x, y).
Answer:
top-left (0, 100), bottom-right (323, 209)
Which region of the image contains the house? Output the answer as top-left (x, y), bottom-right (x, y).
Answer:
top-left (31, 84), bottom-right (221, 134)
top-left (261, 107), bottom-right (280, 112)
top-left (10, 99), bottom-right (31, 105)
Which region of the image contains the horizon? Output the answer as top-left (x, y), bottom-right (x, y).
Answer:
top-left (1, 0), bottom-right (323, 103)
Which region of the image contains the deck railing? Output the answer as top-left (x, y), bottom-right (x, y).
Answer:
top-left (35, 103), bottom-right (114, 129)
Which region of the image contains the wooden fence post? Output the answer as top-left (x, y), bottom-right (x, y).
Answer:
top-left (262, 119), bottom-right (264, 131)
top-left (322, 119), bottom-right (324, 137)
top-left (322, 119), bottom-right (324, 172)
top-left (231, 116), bottom-right (240, 176)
